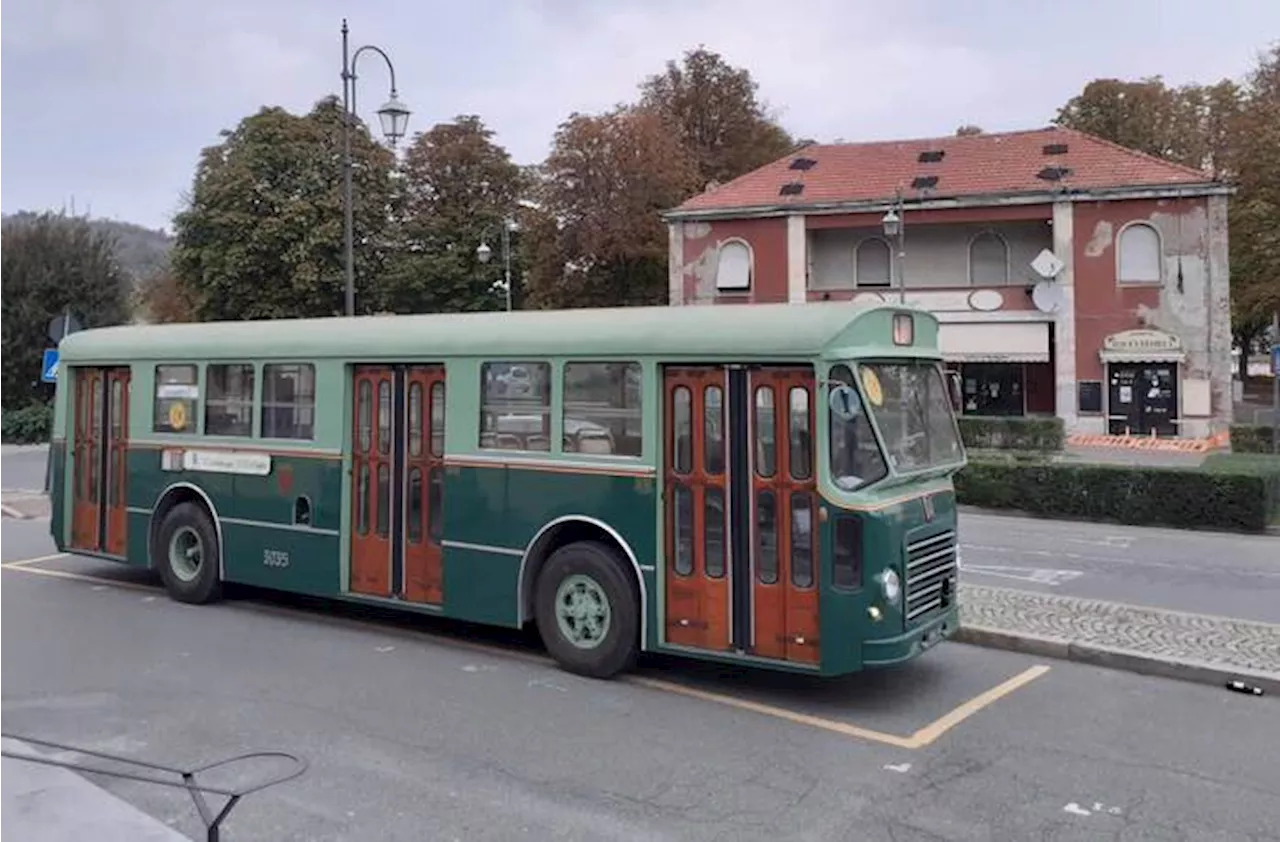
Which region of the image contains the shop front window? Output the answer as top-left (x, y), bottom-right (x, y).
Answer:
top-left (956, 363), bottom-right (1024, 416)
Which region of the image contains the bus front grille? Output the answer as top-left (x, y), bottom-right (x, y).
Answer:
top-left (905, 530), bottom-right (957, 623)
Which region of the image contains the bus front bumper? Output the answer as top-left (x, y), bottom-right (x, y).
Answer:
top-left (861, 605), bottom-right (959, 667)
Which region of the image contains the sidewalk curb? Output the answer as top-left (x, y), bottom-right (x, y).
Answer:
top-left (955, 625), bottom-right (1280, 695)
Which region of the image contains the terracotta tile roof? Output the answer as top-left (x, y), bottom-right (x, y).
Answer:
top-left (668, 126), bottom-right (1220, 216)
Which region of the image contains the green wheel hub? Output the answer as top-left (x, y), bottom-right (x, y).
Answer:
top-left (168, 525), bottom-right (204, 583)
top-left (554, 573), bottom-right (612, 649)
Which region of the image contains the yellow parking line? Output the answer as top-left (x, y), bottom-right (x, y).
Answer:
top-left (908, 664), bottom-right (1051, 747)
top-left (631, 664), bottom-right (1050, 749)
top-left (2, 561), bottom-right (1050, 748)
top-left (3, 564), bottom-right (156, 592)
top-left (627, 675), bottom-right (920, 748)
top-left (0, 553), bottom-right (69, 568)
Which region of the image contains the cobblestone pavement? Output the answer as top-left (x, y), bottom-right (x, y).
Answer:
top-left (959, 583), bottom-right (1280, 675)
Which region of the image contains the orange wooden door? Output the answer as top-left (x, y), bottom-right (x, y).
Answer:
top-left (663, 367), bottom-right (731, 651)
top-left (103, 367), bottom-right (131, 556)
top-left (70, 368), bottom-right (104, 551)
top-left (748, 368), bottom-right (820, 664)
top-left (350, 366), bottom-right (395, 596)
top-left (403, 365), bottom-right (445, 604)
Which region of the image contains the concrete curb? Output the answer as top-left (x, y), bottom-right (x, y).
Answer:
top-left (955, 624), bottom-right (1280, 696)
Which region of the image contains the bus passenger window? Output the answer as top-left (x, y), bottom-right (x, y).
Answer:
top-left (205, 364), bottom-right (255, 437)
top-left (154, 364), bottom-right (198, 434)
top-left (563, 362), bottom-right (641, 457)
top-left (479, 362), bottom-right (551, 452)
top-left (262, 364), bottom-right (316, 440)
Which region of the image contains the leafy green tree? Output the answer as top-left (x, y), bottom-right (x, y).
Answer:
top-left (385, 115), bottom-right (528, 313)
top-left (638, 46), bottom-right (796, 187)
top-left (171, 95), bottom-right (396, 320)
top-left (0, 212), bottom-right (130, 409)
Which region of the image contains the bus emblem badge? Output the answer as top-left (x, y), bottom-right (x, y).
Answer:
top-left (922, 494), bottom-right (935, 522)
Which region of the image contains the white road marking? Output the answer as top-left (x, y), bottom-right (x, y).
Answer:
top-left (958, 558), bottom-right (1083, 586)
top-left (883, 762), bottom-right (911, 773)
top-left (1063, 803), bottom-right (1091, 816)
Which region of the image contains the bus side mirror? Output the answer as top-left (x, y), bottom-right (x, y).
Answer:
top-left (947, 371), bottom-right (962, 412)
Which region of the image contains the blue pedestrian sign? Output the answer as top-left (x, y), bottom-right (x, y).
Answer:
top-left (41, 348), bottom-right (59, 383)
top-left (1272, 344), bottom-right (1280, 377)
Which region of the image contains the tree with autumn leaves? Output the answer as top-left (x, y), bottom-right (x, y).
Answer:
top-left (160, 47), bottom-right (794, 319)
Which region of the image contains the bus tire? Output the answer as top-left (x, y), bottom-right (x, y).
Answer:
top-left (155, 502), bottom-right (222, 605)
top-left (534, 541), bottom-right (639, 679)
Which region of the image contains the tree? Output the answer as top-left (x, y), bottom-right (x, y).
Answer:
top-left (0, 212), bottom-right (130, 409)
top-left (1054, 76), bottom-right (1242, 176)
top-left (1227, 45), bottom-right (1280, 361)
top-left (135, 265), bottom-right (198, 324)
top-left (529, 105), bottom-right (698, 308)
top-left (171, 96), bottom-right (397, 321)
top-left (387, 115), bottom-right (528, 313)
top-left (638, 46), bottom-right (795, 187)
top-left (955, 124), bottom-right (984, 136)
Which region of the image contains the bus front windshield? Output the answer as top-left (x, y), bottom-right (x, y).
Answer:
top-left (857, 361), bottom-right (964, 474)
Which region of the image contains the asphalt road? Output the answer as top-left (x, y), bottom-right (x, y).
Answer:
top-left (3, 530), bottom-right (1279, 841)
top-left (958, 511), bottom-right (1280, 624)
top-left (1, 445), bottom-right (48, 493)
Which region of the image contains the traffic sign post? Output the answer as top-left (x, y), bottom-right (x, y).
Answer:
top-left (40, 349), bottom-right (60, 384)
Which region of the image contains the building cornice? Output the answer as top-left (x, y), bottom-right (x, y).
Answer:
top-left (660, 182), bottom-right (1235, 223)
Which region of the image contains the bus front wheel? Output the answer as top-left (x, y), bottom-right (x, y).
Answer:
top-left (534, 541), bottom-right (639, 679)
top-left (154, 502), bottom-right (223, 605)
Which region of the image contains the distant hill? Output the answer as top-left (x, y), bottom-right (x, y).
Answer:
top-left (1, 211), bottom-right (174, 286)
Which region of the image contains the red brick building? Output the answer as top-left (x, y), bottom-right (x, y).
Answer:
top-left (662, 127), bottom-right (1234, 438)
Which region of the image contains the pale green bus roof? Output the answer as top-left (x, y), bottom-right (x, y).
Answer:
top-left (59, 301), bottom-right (939, 363)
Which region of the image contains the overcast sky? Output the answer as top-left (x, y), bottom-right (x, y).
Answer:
top-left (2, 0), bottom-right (1275, 232)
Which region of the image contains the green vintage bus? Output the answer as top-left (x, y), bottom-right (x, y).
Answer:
top-left (48, 302), bottom-right (966, 679)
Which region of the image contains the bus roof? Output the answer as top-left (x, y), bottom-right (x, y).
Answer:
top-left (58, 301), bottom-right (939, 363)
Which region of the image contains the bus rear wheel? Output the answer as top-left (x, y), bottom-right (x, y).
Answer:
top-left (154, 502), bottom-right (223, 605)
top-left (534, 541), bottom-right (638, 679)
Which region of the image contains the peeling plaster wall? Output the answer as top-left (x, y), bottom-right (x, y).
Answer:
top-left (1072, 196), bottom-right (1231, 435)
top-left (676, 218), bottom-right (788, 304)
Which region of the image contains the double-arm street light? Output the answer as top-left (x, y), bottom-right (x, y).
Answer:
top-left (476, 218), bottom-right (516, 311)
top-left (341, 19), bottom-right (410, 316)
top-left (881, 187), bottom-right (906, 304)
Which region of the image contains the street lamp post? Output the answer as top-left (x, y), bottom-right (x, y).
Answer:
top-left (341, 19), bottom-right (410, 317)
top-left (476, 218), bottom-right (516, 311)
top-left (881, 188), bottom-right (906, 303)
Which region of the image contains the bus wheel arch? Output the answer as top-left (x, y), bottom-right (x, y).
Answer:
top-left (521, 518), bottom-right (646, 677)
top-left (149, 483), bottom-right (224, 604)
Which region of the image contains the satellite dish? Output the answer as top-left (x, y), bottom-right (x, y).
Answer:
top-left (1031, 281), bottom-right (1064, 314)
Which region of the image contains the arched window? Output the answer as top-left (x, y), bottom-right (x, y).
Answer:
top-left (969, 231), bottom-right (1009, 285)
top-left (715, 240), bottom-right (752, 291)
top-left (855, 238), bottom-right (891, 287)
top-left (1117, 222), bottom-right (1161, 283)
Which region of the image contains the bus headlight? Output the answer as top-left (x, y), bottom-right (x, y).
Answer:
top-left (878, 569), bottom-right (902, 604)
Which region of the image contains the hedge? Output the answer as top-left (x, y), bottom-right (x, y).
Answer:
top-left (1, 402), bottom-right (53, 444)
top-left (956, 415), bottom-right (1064, 452)
top-left (1230, 423), bottom-right (1277, 454)
top-left (954, 458), bottom-right (1279, 532)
